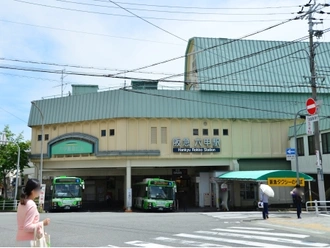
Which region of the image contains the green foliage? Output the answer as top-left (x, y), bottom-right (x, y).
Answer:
top-left (0, 125), bottom-right (31, 198)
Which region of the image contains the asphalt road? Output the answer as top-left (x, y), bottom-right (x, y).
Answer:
top-left (1, 211), bottom-right (329, 247)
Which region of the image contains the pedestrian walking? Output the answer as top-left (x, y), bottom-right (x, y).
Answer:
top-left (16, 179), bottom-right (50, 247)
top-left (259, 183), bottom-right (269, 220)
top-left (290, 184), bottom-right (304, 219)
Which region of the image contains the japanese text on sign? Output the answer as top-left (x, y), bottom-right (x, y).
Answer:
top-left (267, 178), bottom-right (305, 187)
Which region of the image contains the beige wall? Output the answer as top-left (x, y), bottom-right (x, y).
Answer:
top-left (31, 118), bottom-right (292, 161)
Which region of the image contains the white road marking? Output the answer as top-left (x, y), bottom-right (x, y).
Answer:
top-left (195, 230), bottom-right (329, 247)
top-left (154, 237), bottom-right (224, 247)
top-left (125, 240), bottom-right (173, 248)
top-left (229, 227), bottom-right (274, 231)
top-left (212, 228), bottom-right (309, 238)
top-left (175, 233), bottom-right (289, 248)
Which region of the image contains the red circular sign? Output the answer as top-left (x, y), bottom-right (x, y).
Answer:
top-left (306, 98), bottom-right (317, 115)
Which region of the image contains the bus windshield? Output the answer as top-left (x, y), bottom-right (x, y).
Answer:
top-left (149, 186), bottom-right (174, 200)
top-left (54, 184), bottom-right (81, 198)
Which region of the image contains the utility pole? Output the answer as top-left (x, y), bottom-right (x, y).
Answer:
top-left (307, 0), bottom-right (326, 203)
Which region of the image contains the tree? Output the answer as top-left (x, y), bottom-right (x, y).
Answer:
top-left (0, 125), bottom-right (31, 199)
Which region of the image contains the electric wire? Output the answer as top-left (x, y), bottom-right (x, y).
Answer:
top-left (96, 1), bottom-right (299, 10)
top-left (0, 19), bottom-right (182, 46)
top-left (13, 0), bottom-right (285, 23)
top-left (55, 0), bottom-right (296, 16)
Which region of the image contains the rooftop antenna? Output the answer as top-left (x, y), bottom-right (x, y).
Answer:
top-left (61, 69), bottom-right (68, 97)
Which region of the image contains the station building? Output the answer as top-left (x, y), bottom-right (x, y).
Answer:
top-left (28, 37), bottom-right (330, 209)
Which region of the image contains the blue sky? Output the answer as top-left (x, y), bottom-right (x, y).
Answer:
top-left (1, 0), bottom-right (329, 140)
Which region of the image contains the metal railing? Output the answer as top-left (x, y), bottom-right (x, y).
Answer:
top-left (0, 200), bottom-right (19, 211)
top-left (0, 200), bottom-right (41, 211)
top-left (306, 200), bottom-right (330, 215)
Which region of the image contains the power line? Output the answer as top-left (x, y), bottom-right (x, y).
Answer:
top-left (56, 0), bottom-right (295, 16)
top-left (121, 88), bottom-right (330, 119)
top-left (0, 57), bottom-right (177, 76)
top-left (159, 35), bottom-right (311, 82)
top-left (99, 1), bottom-right (299, 10)
top-left (0, 107), bottom-right (27, 124)
top-left (2, 63), bottom-right (330, 90)
top-left (0, 19), bottom-right (182, 46)
top-left (109, 19), bottom-right (302, 78)
top-left (13, 0), bottom-right (287, 23)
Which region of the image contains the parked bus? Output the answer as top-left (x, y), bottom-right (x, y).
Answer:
top-left (133, 178), bottom-right (176, 211)
top-left (50, 176), bottom-right (85, 211)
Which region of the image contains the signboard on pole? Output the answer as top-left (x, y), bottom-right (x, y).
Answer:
top-left (127, 188), bottom-right (132, 208)
top-left (306, 98), bottom-right (317, 115)
top-left (316, 150), bottom-right (322, 169)
top-left (39, 184), bottom-right (46, 205)
top-left (306, 115), bottom-right (318, 135)
top-left (286, 148), bottom-right (296, 161)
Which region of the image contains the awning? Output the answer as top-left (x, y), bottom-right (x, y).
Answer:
top-left (218, 170), bottom-right (314, 182)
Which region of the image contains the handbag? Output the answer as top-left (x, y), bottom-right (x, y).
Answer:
top-left (31, 223), bottom-right (50, 247)
top-left (258, 201), bottom-right (264, 209)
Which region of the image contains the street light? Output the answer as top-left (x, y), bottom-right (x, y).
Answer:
top-left (31, 102), bottom-right (44, 183)
top-left (294, 109), bottom-right (306, 186)
top-left (0, 135), bottom-right (20, 208)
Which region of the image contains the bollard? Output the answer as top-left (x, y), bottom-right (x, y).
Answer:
top-left (314, 200), bottom-right (319, 216)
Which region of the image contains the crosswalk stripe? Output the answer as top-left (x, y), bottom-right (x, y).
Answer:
top-left (195, 230), bottom-right (329, 247)
top-left (175, 233), bottom-right (289, 247)
top-left (212, 228), bottom-right (309, 238)
top-left (229, 227), bottom-right (273, 231)
top-left (125, 240), bottom-right (173, 248)
top-left (154, 236), bottom-right (224, 247)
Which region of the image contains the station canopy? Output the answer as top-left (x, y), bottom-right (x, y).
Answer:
top-left (218, 170), bottom-right (314, 182)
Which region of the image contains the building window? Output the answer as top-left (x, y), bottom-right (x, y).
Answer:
top-left (223, 129), bottom-right (229, 136)
top-left (322, 132), bottom-right (330, 154)
top-left (38, 135), bottom-right (42, 141)
top-left (193, 129), bottom-right (199, 136)
top-left (151, 127), bottom-right (157, 144)
top-left (213, 129), bottom-right (219, 136)
top-left (297, 137), bottom-right (304, 156)
top-left (161, 127), bottom-right (167, 144)
top-left (101, 130), bottom-right (106, 137)
top-left (203, 129), bottom-right (208, 136)
top-left (240, 183), bottom-right (255, 200)
top-left (308, 136), bottom-right (316, 155)
top-left (109, 129), bottom-right (115, 136)
top-left (45, 134), bottom-right (49, 141)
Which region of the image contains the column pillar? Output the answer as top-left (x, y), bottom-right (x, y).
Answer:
top-left (125, 160), bottom-right (132, 212)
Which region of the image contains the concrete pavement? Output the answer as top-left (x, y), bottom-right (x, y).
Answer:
top-left (0, 211), bottom-right (329, 247)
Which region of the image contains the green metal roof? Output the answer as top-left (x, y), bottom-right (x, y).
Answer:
top-left (219, 170), bottom-right (314, 181)
top-left (288, 118), bottom-right (330, 137)
top-left (28, 90), bottom-right (330, 126)
top-left (185, 37), bottom-right (330, 93)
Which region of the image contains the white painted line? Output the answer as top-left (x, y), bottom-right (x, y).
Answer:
top-left (175, 233), bottom-right (289, 248)
top-left (259, 222), bottom-right (326, 235)
top-left (229, 227), bottom-right (274, 231)
top-left (212, 228), bottom-right (309, 238)
top-left (195, 230), bottom-right (329, 247)
top-left (154, 237), bottom-right (224, 247)
top-left (125, 240), bottom-right (173, 248)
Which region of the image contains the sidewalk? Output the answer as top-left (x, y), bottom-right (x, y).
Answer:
top-left (261, 211), bottom-right (330, 234)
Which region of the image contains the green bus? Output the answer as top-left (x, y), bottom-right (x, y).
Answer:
top-left (50, 176), bottom-right (85, 211)
top-left (133, 178), bottom-right (177, 211)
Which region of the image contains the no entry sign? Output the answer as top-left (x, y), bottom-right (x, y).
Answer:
top-left (306, 98), bottom-right (317, 115)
